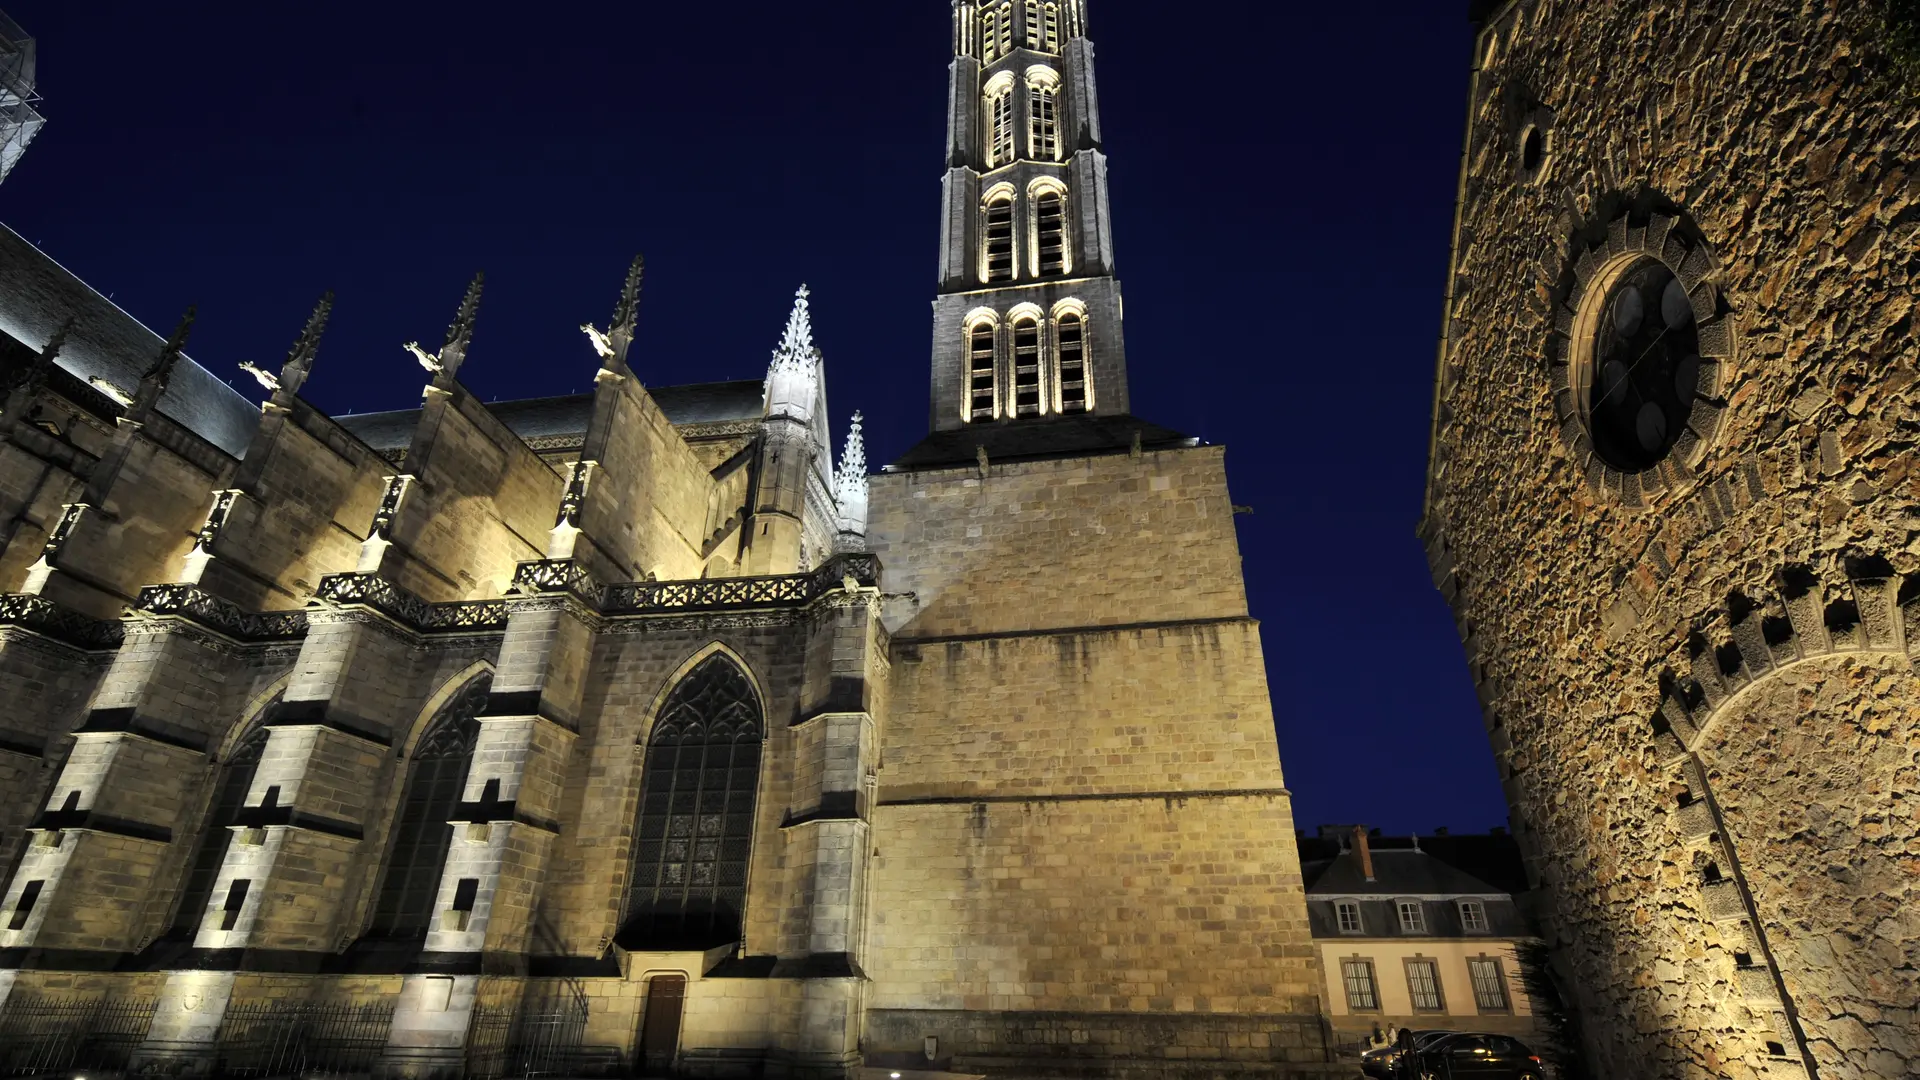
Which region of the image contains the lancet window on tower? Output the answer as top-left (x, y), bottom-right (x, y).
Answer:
top-left (982, 2), bottom-right (1014, 62)
top-left (986, 81), bottom-right (1016, 167)
top-left (968, 319), bottom-right (998, 422)
top-left (170, 723), bottom-right (270, 937)
top-left (1028, 74), bottom-right (1060, 161)
top-left (1034, 185), bottom-right (1068, 276)
top-left (369, 675), bottom-right (490, 938)
top-left (1043, 2), bottom-right (1062, 51)
top-left (622, 653), bottom-right (764, 949)
top-left (983, 192), bottom-right (1017, 283)
top-left (1056, 308), bottom-right (1090, 413)
top-left (1011, 315), bottom-right (1043, 417)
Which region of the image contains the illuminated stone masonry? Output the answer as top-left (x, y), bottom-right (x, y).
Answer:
top-left (1426, 2), bottom-right (1920, 1079)
top-left (0, 2), bottom-right (1339, 1078)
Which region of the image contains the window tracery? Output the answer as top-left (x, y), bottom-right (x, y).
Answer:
top-left (369, 674), bottom-right (490, 938)
top-left (622, 653), bottom-right (764, 949)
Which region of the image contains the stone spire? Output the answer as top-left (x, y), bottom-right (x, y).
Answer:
top-left (764, 285), bottom-right (820, 423)
top-left (835, 410), bottom-right (869, 545)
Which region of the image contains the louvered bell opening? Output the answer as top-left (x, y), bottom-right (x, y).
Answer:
top-left (984, 201), bottom-right (1016, 283)
top-left (970, 327), bottom-right (997, 420)
top-left (1058, 316), bottom-right (1087, 412)
top-left (1037, 195), bottom-right (1066, 276)
top-left (1012, 320), bottom-right (1042, 416)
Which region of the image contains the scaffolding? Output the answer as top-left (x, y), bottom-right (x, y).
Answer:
top-left (0, 8), bottom-right (43, 185)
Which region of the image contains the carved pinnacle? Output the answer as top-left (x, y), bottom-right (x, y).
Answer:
top-left (277, 291), bottom-right (335, 397)
top-left (437, 272), bottom-right (485, 376)
top-left (609, 254), bottom-right (644, 343)
top-left (137, 307), bottom-right (197, 412)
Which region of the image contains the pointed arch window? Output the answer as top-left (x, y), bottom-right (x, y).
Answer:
top-left (1043, 2), bottom-right (1061, 51)
top-left (622, 654), bottom-right (764, 949)
top-left (967, 319), bottom-right (998, 422)
top-left (369, 675), bottom-right (490, 938)
top-left (1056, 309), bottom-right (1090, 414)
top-left (1025, 0), bottom-right (1043, 49)
top-left (1011, 315), bottom-right (1043, 417)
top-left (169, 722), bottom-right (271, 938)
top-left (1034, 187), bottom-right (1068, 276)
top-left (985, 84), bottom-right (1016, 167)
top-left (982, 193), bottom-right (1017, 283)
top-left (1028, 78), bottom-right (1059, 161)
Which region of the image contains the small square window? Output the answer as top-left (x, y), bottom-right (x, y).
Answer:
top-left (1459, 900), bottom-right (1489, 933)
top-left (1397, 900), bottom-right (1427, 934)
top-left (1335, 901), bottom-right (1363, 934)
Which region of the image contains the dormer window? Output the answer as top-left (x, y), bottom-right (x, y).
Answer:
top-left (1335, 900), bottom-right (1363, 934)
top-left (1459, 899), bottom-right (1489, 933)
top-left (1397, 900), bottom-right (1427, 934)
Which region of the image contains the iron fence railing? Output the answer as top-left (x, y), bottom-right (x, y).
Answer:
top-left (0, 994), bottom-right (156, 1077)
top-left (213, 999), bottom-right (396, 1079)
top-left (466, 983), bottom-right (590, 1080)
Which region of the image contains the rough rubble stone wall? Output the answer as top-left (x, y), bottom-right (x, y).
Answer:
top-left (1425, 2), bottom-right (1920, 1078)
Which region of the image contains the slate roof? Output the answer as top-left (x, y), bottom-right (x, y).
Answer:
top-left (1301, 848), bottom-right (1510, 898)
top-left (336, 380), bottom-right (767, 453)
top-left (887, 413), bottom-right (1197, 471)
top-left (0, 222), bottom-right (259, 458)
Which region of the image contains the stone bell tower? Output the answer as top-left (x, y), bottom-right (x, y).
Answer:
top-left (931, 0), bottom-right (1126, 430)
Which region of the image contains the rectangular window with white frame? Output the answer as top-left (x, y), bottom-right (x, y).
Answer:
top-left (1459, 899), bottom-right (1489, 933)
top-left (1397, 900), bottom-right (1427, 934)
top-left (1341, 958), bottom-right (1378, 1011)
top-left (1469, 957), bottom-right (1510, 1011)
top-left (1335, 900), bottom-right (1363, 934)
top-left (1404, 957), bottom-right (1444, 1012)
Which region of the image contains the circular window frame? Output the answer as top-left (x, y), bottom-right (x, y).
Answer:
top-left (1515, 106), bottom-right (1555, 184)
top-left (1550, 207), bottom-right (1736, 506)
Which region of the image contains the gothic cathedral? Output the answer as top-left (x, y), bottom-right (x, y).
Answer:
top-left (0, 3), bottom-right (1337, 1078)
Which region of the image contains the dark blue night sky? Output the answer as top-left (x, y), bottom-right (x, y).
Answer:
top-left (0, 2), bottom-right (1497, 836)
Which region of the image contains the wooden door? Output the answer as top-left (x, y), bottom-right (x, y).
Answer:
top-left (637, 974), bottom-right (687, 1076)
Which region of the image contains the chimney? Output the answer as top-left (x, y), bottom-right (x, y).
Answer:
top-left (1351, 825), bottom-right (1375, 882)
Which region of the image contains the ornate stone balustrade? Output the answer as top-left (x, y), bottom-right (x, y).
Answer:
top-left (509, 552), bottom-right (881, 616)
top-left (0, 593), bottom-right (124, 650)
top-left (135, 584), bottom-right (309, 642)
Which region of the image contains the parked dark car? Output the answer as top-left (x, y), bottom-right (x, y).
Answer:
top-left (1359, 1030), bottom-right (1457, 1080)
top-left (1404, 1032), bottom-right (1544, 1079)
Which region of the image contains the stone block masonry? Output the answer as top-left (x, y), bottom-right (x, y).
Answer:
top-left (1425, 1), bottom-right (1920, 1077)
